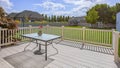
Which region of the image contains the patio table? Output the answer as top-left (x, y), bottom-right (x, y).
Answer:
top-left (21, 33), bottom-right (61, 60)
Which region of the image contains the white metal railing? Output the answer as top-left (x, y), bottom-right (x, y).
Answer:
top-left (0, 25), bottom-right (113, 47)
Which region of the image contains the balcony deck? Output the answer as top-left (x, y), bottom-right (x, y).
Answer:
top-left (0, 41), bottom-right (119, 68)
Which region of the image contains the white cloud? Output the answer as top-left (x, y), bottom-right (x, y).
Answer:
top-left (0, 0), bottom-right (13, 10)
top-left (53, 11), bottom-right (71, 15)
top-left (35, 0), bottom-right (116, 16)
top-left (64, 0), bottom-right (107, 5)
top-left (34, 1), bottom-right (65, 10)
top-left (61, 0), bottom-right (108, 16)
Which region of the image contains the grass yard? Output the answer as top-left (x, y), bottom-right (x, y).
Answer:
top-left (65, 26), bottom-right (83, 28)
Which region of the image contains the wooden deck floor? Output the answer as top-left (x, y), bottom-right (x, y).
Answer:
top-left (0, 42), bottom-right (119, 68)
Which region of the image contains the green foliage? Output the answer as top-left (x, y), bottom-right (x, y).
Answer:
top-left (42, 14), bottom-right (70, 22)
top-left (0, 7), bottom-right (6, 19)
top-left (95, 4), bottom-right (112, 23)
top-left (86, 9), bottom-right (99, 24)
top-left (116, 3), bottom-right (120, 12)
top-left (119, 38), bottom-right (120, 57)
top-left (86, 3), bottom-right (120, 24)
top-left (0, 7), bottom-right (17, 29)
top-left (0, 7), bottom-right (19, 44)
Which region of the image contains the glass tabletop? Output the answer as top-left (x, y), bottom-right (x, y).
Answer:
top-left (22, 33), bottom-right (61, 42)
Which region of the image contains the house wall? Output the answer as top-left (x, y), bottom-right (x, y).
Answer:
top-left (116, 12), bottom-right (120, 31)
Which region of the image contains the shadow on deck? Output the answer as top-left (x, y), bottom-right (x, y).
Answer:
top-left (57, 40), bottom-right (114, 55)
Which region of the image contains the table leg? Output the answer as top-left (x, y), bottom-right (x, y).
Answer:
top-left (45, 42), bottom-right (47, 60)
top-left (34, 41), bottom-right (44, 55)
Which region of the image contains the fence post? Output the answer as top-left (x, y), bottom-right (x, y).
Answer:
top-left (113, 31), bottom-right (119, 62)
top-left (46, 25), bottom-right (49, 33)
top-left (82, 27), bottom-right (86, 45)
top-left (29, 25), bottom-right (32, 33)
top-left (0, 27), bottom-right (1, 50)
top-left (112, 29), bottom-right (115, 49)
top-left (61, 26), bottom-right (64, 40)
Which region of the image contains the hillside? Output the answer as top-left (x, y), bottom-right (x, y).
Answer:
top-left (8, 10), bottom-right (44, 21)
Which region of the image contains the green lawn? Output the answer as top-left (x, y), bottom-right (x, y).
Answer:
top-left (65, 26), bottom-right (83, 28)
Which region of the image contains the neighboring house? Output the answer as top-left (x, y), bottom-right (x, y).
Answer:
top-left (68, 16), bottom-right (115, 28)
top-left (70, 16), bottom-right (86, 23)
top-left (7, 10), bottom-right (44, 22)
top-left (68, 16), bottom-right (86, 26)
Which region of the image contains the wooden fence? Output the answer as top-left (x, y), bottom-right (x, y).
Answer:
top-left (0, 25), bottom-right (114, 47)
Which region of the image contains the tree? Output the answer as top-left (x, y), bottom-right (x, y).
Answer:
top-left (66, 16), bottom-right (70, 22)
top-left (48, 16), bottom-right (51, 22)
top-left (0, 7), bottom-right (17, 29)
top-left (53, 15), bottom-right (56, 22)
top-left (85, 9), bottom-right (99, 25)
top-left (62, 15), bottom-right (65, 22)
top-left (110, 6), bottom-right (117, 24)
top-left (51, 15), bottom-right (54, 22)
top-left (110, 3), bottom-right (120, 24)
top-left (92, 4), bottom-right (111, 24)
top-left (0, 7), bottom-right (7, 23)
top-left (116, 3), bottom-right (120, 13)
top-left (44, 14), bottom-right (48, 21)
top-left (86, 3), bottom-right (120, 24)
top-left (0, 7), bottom-right (18, 44)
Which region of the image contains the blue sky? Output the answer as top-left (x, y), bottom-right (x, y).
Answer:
top-left (0, 0), bottom-right (120, 16)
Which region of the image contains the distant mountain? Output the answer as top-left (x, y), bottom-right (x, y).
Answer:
top-left (8, 10), bottom-right (44, 21)
top-left (8, 13), bottom-right (18, 18)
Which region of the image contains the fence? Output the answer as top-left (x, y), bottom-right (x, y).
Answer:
top-left (0, 25), bottom-right (113, 47)
top-left (46, 26), bottom-right (113, 46)
top-left (0, 26), bottom-right (39, 46)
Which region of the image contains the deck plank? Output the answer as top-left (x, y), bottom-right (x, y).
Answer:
top-left (0, 42), bottom-right (118, 68)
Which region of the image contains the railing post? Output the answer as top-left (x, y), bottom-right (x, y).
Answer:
top-left (82, 27), bottom-right (86, 45)
top-left (61, 26), bottom-right (64, 40)
top-left (113, 31), bottom-right (119, 62)
top-left (29, 25), bottom-right (32, 33)
top-left (112, 29), bottom-right (115, 49)
top-left (46, 25), bottom-right (49, 33)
